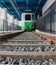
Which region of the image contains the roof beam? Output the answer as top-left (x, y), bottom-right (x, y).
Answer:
top-left (1, 1), bottom-right (16, 16)
top-left (13, 0), bottom-right (21, 14)
top-left (9, 0), bottom-right (20, 18)
top-left (35, 0), bottom-right (41, 14)
top-left (0, 0), bottom-right (9, 2)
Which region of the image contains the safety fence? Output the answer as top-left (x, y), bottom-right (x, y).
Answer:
top-left (0, 18), bottom-right (21, 31)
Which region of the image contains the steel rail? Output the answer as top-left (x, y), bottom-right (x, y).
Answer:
top-left (33, 32), bottom-right (56, 44)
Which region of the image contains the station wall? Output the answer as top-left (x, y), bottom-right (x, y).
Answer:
top-left (36, 1), bottom-right (56, 34)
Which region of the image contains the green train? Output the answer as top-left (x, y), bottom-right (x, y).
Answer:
top-left (21, 10), bottom-right (35, 30)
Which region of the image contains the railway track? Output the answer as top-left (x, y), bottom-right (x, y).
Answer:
top-left (0, 32), bottom-right (56, 65)
top-left (33, 32), bottom-right (56, 44)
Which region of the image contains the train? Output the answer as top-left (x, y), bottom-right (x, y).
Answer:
top-left (21, 10), bottom-right (35, 30)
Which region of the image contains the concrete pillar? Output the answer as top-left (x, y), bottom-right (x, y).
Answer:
top-left (0, 7), bottom-right (3, 31)
top-left (7, 13), bottom-right (11, 31)
top-left (10, 15), bottom-right (14, 30)
top-left (55, 22), bottom-right (56, 34)
top-left (2, 8), bottom-right (7, 20)
top-left (17, 20), bottom-right (20, 30)
top-left (0, 7), bottom-right (2, 19)
top-left (2, 8), bottom-right (8, 31)
top-left (17, 20), bottom-right (19, 30)
top-left (37, 15), bottom-right (40, 19)
top-left (14, 19), bottom-right (17, 30)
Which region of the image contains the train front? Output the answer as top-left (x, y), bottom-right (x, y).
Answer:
top-left (21, 10), bottom-right (35, 31)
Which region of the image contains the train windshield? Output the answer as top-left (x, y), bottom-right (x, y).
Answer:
top-left (25, 15), bottom-right (31, 20)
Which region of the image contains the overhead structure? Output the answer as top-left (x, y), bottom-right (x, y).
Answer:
top-left (9, 0), bottom-right (21, 18)
top-left (0, 0), bottom-right (47, 20)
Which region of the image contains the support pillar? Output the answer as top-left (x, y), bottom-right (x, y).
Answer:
top-left (10, 15), bottom-right (14, 30)
top-left (0, 7), bottom-right (3, 31)
top-left (14, 19), bottom-right (17, 30)
top-left (2, 8), bottom-right (8, 31)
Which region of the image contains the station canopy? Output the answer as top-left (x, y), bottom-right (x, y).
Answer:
top-left (0, 0), bottom-right (47, 20)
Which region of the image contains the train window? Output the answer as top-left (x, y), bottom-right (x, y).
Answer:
top-left (25, 15), bottom-right (31, 20)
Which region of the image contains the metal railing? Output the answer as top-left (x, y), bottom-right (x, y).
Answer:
top-left (0, 18), bottom-right (21, 32)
